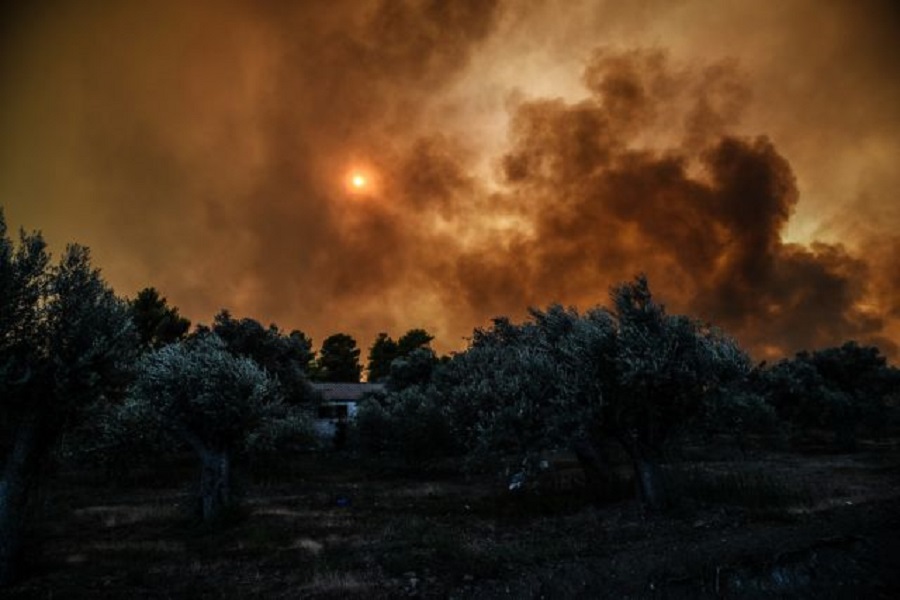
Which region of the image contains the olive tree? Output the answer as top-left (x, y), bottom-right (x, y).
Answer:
top-left (388, 347), bottom-right (438, 392)
top-left (354, 384), bottom-right (457, 466)
top-left (427, 277), bottom-right (753, 510)
top-left (601, 276), bottom-right (751, 508)
top-left (353, 310), bottom-right (580, 472)
top-left (757, 342), bottom-right (899, 449)
top-left (127, 333), bottom-right (310, 521)
top-left (1, 212), bottom-right (136, 585)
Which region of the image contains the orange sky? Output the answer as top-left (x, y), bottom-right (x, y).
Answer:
top-left (2, 0), bottom-right (898, 360)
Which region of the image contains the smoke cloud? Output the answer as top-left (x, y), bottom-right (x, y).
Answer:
top-left (2, 0), bottom-right (898, 360)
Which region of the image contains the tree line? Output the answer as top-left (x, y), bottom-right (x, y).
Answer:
top-left (1, 210), bottom-right (898, 586)
top-left (131, 286), bottom-right (431, 386)
top-left (353, 279), bottom-right (898, 509)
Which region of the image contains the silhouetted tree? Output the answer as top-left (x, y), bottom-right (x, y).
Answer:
top-left (0, 213), bottom-right (136, 585)
top-left (211, 311), bottom-right (317, 405)
top-left (366, 332), bottom-right (398, 382)
top-left (366, 328), bottom-right (436, 384)
top-left (316, 333), bottom-right (362, 382)
top-left (397, 328), bottom-right (434, 355)
top-left (129, 287), bottom-right (190, 350)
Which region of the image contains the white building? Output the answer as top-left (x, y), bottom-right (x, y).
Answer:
top-left (310, 382), bottom-right (385, 439)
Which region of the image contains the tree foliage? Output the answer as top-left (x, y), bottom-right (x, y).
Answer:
top-left (606, 277), bottom-right (751, 447)
top-left (129, 287), bottom-right (190, 351)
top-left (0, 211), bottom-right (136, 585)
top-left (360, 276), bottom-right (758, 509)
top-left (397, 328), bottom-right (434, 356)
top-left (354, 385), bottom-right (457, 465)
top-left (211, 310), bottom-right (317, 405)
top-left (756, 341), bottom-right (899, 448)
top-left (366, 328), bottom-right (436, 384)
top-left (388, 347), bottom-right (438, 392)
top-left (127, 333), bottom-right (312, 521)
top-left (366, 333), bottom-right (398, 382)
top-left (316, 333), bottom-right (362, 382)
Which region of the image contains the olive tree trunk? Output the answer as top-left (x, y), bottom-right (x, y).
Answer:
top-left (178, 429), bottom-right (233, 522)
top-left (198, 447), bottom-right (231, 522)
top-left (0, 418), bottom-right (39, 587)
top-left (620, 435), bottom-right (667, 512)
top-left (632, 455), bottom-right (666, 512)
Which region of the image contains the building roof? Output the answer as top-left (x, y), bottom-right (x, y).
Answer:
top-left (310, 382), bottom-right (385, 402)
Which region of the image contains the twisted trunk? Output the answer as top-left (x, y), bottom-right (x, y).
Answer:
top-left (178, 429), bottom-right (232, 522)
top-left (620, 433), bottom-right (667, 512)
top-left (0, 417), bottom-right (39, 587)
top-left (199, 447), bottom-right (231, 521)
top-left (632, 455), bottom-right (666, 512)
top-left (179, 428), bottom-right (232, 522)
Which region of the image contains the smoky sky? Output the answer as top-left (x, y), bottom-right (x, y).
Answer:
top-left (2, 0), bottom-right (899, 360)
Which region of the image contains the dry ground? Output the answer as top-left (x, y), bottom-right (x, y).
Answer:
top-left (6, 441), bottom-right (900, 599)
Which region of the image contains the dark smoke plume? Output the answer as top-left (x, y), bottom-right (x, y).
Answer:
top-left (451, 49), bottom-right (898, 358)
top-left (1, 1), bottom-right (898, 360)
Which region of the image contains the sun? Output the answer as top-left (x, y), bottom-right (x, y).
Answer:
top-left (345, 169), bottom-right (374, 195)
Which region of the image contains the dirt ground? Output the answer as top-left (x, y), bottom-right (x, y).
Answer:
top-left (6, 441), bottom-right (900, 599)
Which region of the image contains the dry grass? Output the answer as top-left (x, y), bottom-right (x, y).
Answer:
top-left (301, 570), bottom-right (375, 595)
top-left (74, 503), bottom-right (179, 527)
top-left (5, 445), bottom-right (899, 598)
top-left (290, 537), bottom-right (325, 555)
top-left (86, 540), bottom-right (186, 553)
